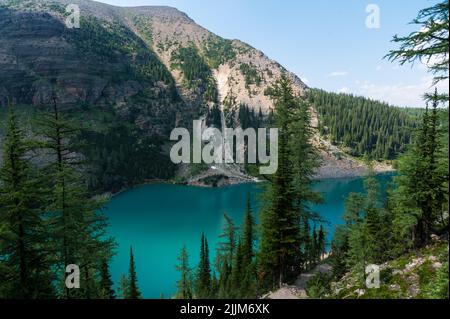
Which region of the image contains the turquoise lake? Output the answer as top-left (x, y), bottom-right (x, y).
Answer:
top-left (105, 173), bottom-right (394, 298)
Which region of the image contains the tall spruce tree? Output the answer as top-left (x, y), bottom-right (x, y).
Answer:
top-left (175, 246), bottom-right (193, 299)
top-left (241, 195), bottom-right (255, 267)
top-left (259, 74), bottom-right (319, 288)
top-left (215, 214), bottom-right (237, 298)
top-left (99, 259), bottom-right (115, 299)
top-left (229, 239), bottom-right (243, 298)
top-left (117, 273), bottom-right (129, 299)
top-left (196, 233), bottom-right (211, 298)
top-left (0, 103), bottom-right (53, 299)
top-left (240, 195), bottom-right (257, 298)
top-left (125, 246), bottom-right (141, 299)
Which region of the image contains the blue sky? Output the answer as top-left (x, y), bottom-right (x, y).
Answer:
top-left (96, 0), bottom-right (448, 107)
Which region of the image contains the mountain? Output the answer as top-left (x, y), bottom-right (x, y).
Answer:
top-left (0, 0), bottom-right (417, 191)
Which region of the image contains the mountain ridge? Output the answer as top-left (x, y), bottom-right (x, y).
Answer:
top-left (0, 0), bottom-right (414, 191)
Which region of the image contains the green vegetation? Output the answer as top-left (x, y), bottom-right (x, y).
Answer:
top-left (386, 0), bottom-right (449, 97)
top-left (171, 46), bottom-right (218, 105)
top-left (204, 37), bottom-right (236, 69)
top-left (125, 246), bottom-right (141, 299)
top-left (78, 118), bottom-right (176, 193)
top-left (0, 102), bottom-right (115, 299)
top-left (68, 16), bottom-right (176, 88)
top-left (171, 45), bottom-right (221, 126)
top-left (175, 246), bottom-right (193, 299)
top-left (324, 92), bottom-right (448, 298)
top-left (240, 63), bottom-right (262, 88)
top-left (308, 89), bottom-right (419, 160)
top-left (0, 104), bottom-right (53, 298)
top-left (324, 241), bottom-right (449, 299)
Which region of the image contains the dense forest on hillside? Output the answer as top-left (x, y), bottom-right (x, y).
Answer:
top-left (308, 89), bottom-right (419, 160)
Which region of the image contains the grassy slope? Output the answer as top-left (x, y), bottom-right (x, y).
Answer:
top-left (330, 241), bottom-right (449, 299)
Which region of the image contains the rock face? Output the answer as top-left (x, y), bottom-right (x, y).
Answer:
top-left (0, 0), bottom-right (306, 112)
top-left (0, 1), bottom-right (193, 135)
top-left (123, 5), bottom-right (307, 114)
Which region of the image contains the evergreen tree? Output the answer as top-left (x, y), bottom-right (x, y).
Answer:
top-left (0, 103), bottom-right (53, 299)
top-left (241, 195), bottom-right (255, 267)
top-left (175, 246), bottom-right (193, 299)
top-left (386, 0), bottom-right (449, 93)
top-left (240, 195), bottom-right (257, 298)
top-left (393, 90), bottom-right (448, 247)
top-left (196, 233), bottom-right (211, 298)
top-left (329, 226), bottom-right (349, 278)
top-left (36, 97), bottom-right (114, 298)
top-left (341, 168), bottom-right (395, 283)
top-left (259, 74), bottom-right (300, 288)
top-left (216, 214), bottom-right (237, 298)
top-left (117, 273), bottom-right (129, 299)
top-left (210, 272), bottom-right (219, 297)
top-left (99, 260), bottom-right (115, 299)
top-left (125, 246), bottom-right (141, 299)
top-left (229, 239), bottom-right (243, 298)
top-left (290, 97), bottom-right (323, 270)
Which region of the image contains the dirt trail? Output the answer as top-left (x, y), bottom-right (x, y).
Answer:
top-left (265, 263), bottom-right (332, 299)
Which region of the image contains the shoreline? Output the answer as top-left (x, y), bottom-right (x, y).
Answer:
top-left (105, 165), bottom-right (396, 199)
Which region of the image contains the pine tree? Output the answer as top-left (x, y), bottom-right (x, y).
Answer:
top-left (230, 239), bottom-right (243, 298)
top-left (241, 195), bottom-right (255, 266)
top-left (329, 226), bottom-right (349, 278)
top-left (342, 168), bottom-right (395, 282)
top-left (216, 214), bottom-right (237, 297)
top-left (210, 272), bottom-right (219, 298)
top-left (393, 90), bottom-right (448, 247)
top-left (196, 233), bottom-right (211, 298)
top-left (0, 103), bottom-right (53, 299)
top-left (259, 74), bottom-right (297, 289)
top-left (175, 246), bottom-right (193, 299)
top-left (117, 274), bottom-right (129, 299)
top-left (125, 246), bottom-right (141, 299)
top-left (386, 0), bottom-right (449, 93)
top-left (99, 260), bottom-right (115, 299)
top-left (36, 97), bottom-right (114, 298)
top-left (240, 195), bottom-right (257, 298)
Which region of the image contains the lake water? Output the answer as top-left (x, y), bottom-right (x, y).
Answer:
top-left (105, 173), bottom-right (394, 298)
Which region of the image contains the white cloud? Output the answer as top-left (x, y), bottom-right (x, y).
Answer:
top-left (326, 71), bottom-right (349, 78)
top-left (354, 76), bottom-right (449, 108)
